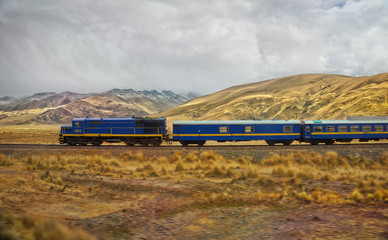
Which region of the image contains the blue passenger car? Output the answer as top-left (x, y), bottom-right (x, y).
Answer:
top-left (59, 117), bottom-right (167, 146)
top-left (172, 120), bottom-right (301, 146)
top-left (302, 120), bottom-right (388, 145)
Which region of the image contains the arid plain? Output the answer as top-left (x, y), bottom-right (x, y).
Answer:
top-left (1, 73), bottom-right (388, 239)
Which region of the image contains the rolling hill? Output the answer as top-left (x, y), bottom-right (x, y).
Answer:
top-left (156, 73), bottom-right (388, 123)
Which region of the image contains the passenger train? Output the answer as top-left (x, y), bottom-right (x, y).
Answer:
top-left (59, 117), bottom-right (388, 146)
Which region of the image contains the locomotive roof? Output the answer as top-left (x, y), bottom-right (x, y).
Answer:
top-left (304, 120), bottom-right (388, 124)
top-left (72, 117), bottom-right (166, 121)
top-left (173, 120), bottom-right (300, 125)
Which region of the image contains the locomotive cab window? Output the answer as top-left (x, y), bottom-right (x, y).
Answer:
top-left (375, 125), bottom-right (383, 132)
top-left (362, 125), bottom-right (371, 132)
top-left (219, 126), bottom-right (229, 133)
top-left (314, 126), bottom-right (322, 132)
top-left (245, 126), bottom-right (254, 133)
top-left (338, 125), bottom-right (347, 132)
top-left (350, 125), bottom-right (359, 132)
top-left (283, 126), bottom-right (293, 133)
top-left (326, 126), bottom-right (335, 132)
top-left (74, 122), bottom-right (81, 127)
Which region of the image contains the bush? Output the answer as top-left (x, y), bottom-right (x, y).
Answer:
top-left (0, 154), bottom-right (13, 166)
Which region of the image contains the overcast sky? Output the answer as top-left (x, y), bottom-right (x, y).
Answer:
top-left (0, 0), bottom-right (387, 97)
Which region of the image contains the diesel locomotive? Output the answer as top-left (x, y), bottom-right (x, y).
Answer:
top-left (59, 118), bottom-right (388, 146)
top-left (59, 117), bottom-right (167, 146)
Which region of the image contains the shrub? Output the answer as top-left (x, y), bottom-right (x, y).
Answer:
top-left (0, 154), bottom-right (13, 166)
top-left (296, 191), bottom-right (313, 203)
top-left (0, 210), bottom-right (97, 240)
top-left (367, 188), bottom-right (388, 201)
top-left (185, 152), bottom-right (199, 163)
top-left (143, 163), bottom-right (155, 172)
top-left (205, 166), bottom-right (225, 178)
top-left (199, 151), bottom-right (218, 163)
top-left (351, 189), bottom-right (364, 202)
top-left (175, 161), bottom-right (185, 171)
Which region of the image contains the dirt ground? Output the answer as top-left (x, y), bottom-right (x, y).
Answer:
top-left (0, 145), bottom-right (387, 239)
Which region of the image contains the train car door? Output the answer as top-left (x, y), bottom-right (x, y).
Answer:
top-left (300, 121), bottom-right (311, 142)
top-left (304, 124), bottom-right (311, 141)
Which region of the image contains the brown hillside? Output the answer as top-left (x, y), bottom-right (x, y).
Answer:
top-left (0, 90), bottom-right (188, 125)
top-left (156, 73), bottom-right (388, 123)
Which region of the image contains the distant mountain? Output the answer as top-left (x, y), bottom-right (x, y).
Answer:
top-left (0, 89), bottom-right (189, 124)
top-left (0, 96), bottom-right (15, 102)
top-left (0, 92), bottom-right (89, 112)
top-left (156, 73), bottom-right (388, 122)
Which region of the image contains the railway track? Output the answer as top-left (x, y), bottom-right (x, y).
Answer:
top-left (0, 142), bottom-right (386, 162)
top-left (1, 142), bottom-right (387, 151)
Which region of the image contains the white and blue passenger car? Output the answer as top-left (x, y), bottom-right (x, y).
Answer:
top-left (172, 120), bottom-right (301, 146)
top-left (302, 120), bottom-right (388, 145)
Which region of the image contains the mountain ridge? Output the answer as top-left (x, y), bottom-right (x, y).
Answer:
top-left (0, 89), bottom-right (191, 125)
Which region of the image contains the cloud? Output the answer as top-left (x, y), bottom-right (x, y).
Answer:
top-left (0, 0), bottom-right (387, 96)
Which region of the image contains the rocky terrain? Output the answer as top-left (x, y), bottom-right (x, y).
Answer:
top-left (0, 89), bottom-right (190, 124)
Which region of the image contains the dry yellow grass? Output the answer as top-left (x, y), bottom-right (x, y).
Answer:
top-left (2, 150), bottom-right (387, 204)
top-left (0, 207), bottom-right (96, 240)
top-left (0, 125), bottom-right (61, 144)
top-left (0, 149), bottom-right (387, 239)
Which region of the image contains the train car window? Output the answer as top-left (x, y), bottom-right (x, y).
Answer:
top-left (326, 126), bottom-right (335, 132)
top-left (219, 126), bottom-right (229, 133)
top-left (75, 122), bottom-right (81, 127)
top-left (374, 125), bottom-right (383, 132)
top-left (283, 126), bottom-right (293, 132)
top-left (314, 126), bottom-right (322, 132)
top-left (338, 125), bottom-right (347, 132)
top-left (362, 125), bottom-right (371, 132)
top-left (350, 125), bottom-right (359, 132)
top-left (245, 126), bottom-right (254, 133)
top-left (305, 126), bottom-right (310, 132)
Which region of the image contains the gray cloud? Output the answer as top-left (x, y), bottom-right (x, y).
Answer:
top-left (0, 0), bottom-right (387, 96)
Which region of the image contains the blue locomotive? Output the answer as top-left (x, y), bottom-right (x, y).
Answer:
top-left (59, 117), bottom-right (388, 146)
top-left (59, 117), bottom-right (167, 146)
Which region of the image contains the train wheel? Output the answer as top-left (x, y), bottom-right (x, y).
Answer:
top-left (325, 140), bottom-right (334, 145)
top-left (92, 141), bottom-right (102, 146)
top-left (68, 142), bottom-right (76, 146)
top-left (265, 140), bottom-right (275, 146)
top-left (198, 141), bottom-right (206, 147)
top-left (310, 140), bottom-right (319, 145)
top-left (125, 140), bottom-right (134, 146)
top-left (180, 141), bottom-right (188, 147)
top-left (282, 140), bottom-right (293, 146)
